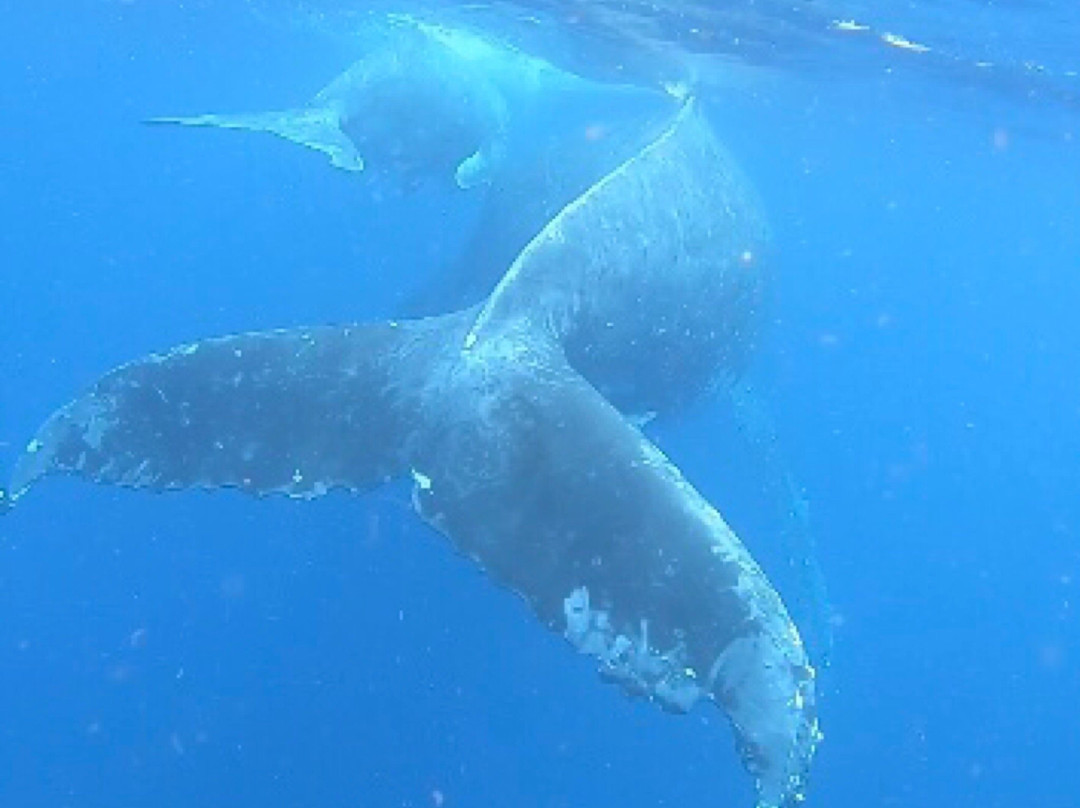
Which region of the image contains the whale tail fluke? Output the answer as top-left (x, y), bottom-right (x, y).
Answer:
top-left (6, 310), bottom-right (474, 506)
top-left (4, 310), bottom-right (818, 806)
top-left (146, 108), bottom-right (365, 172)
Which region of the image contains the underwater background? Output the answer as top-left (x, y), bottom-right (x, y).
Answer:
top-left (1, 1), bottom-right (1077, 806)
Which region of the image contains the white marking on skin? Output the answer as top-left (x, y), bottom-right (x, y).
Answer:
top-left (83, 416), bottom-right (111, 451)
top-left (562, 586), bottom-right (704, 712)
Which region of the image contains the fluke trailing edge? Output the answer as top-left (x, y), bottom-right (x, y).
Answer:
top-left (8, 96), bottom-right (820, 807)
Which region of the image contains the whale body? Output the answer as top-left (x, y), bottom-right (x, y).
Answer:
top-left (5, 103), bottom-right (820, 807)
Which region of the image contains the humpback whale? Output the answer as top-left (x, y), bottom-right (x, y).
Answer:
top-left (148, 18), bottom-right (660, 190)
top-left (4, 102), bottom-right (820, 807)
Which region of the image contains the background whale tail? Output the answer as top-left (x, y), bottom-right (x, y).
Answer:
top-left (146, 107), bottom-right (365, 171)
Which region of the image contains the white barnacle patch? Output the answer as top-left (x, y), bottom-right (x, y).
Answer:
top-left (411, 469), bottom-right (432, 491)
top-left (83, 411), bottom-right (113, 451)
top-left (26, 438), bottom-right (42, 454)
top-left (563, 586), bottom-right (704, 713)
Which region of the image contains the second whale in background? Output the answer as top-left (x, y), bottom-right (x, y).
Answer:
top-left (149, 16), bottom-right (670, 191)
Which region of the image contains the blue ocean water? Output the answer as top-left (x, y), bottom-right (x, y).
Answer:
top-left (1, 2), bottom-right (1077, 807)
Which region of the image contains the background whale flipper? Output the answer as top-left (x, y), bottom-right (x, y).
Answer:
top-left (146, 108), bottom-right (365, 171)
top-left (7, 312), bottom-right (472, 504)
top-left (454, 144), bottom-right (498, 189)
top-left (412, 337), bottom-right (819, 808)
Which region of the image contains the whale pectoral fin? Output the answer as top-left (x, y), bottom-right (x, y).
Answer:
top-left (410, 343), bottom-right (819, 808)
top-left (7, 313), bottom-right (472, 504)
top-left (147, 108), bottom-right (365, 172)
top-left (454, 141), bottom-right (502, 189)
top-left (453, 149), bottom-right (487, 189)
